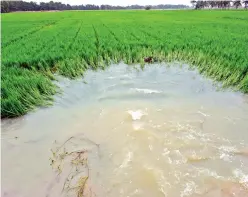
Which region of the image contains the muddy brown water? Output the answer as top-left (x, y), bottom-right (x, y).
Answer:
top-left (2, 63), bottom-right (248, 197)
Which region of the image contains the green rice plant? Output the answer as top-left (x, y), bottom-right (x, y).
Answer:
top-left (1, 66), bottom-right (57, 117)
top-left (1, 10), bottom-right (248, 117)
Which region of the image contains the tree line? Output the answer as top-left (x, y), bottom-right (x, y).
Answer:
top-left (1, 1), bottom-right (189, 13)
top-left (191, 0), bottom-right (248, 9)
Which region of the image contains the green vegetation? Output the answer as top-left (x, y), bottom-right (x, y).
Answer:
top-left (1, 10), bottom-right (248, 117)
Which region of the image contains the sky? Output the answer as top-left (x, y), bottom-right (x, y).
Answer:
top-left (26, 0), bottom-right (191, 6)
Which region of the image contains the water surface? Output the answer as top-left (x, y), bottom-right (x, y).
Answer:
top-left (2, 63), bottom-right (248, 197)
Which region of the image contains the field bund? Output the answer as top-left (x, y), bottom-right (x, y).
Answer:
top-left (1, 10), bottom-right (248, 117)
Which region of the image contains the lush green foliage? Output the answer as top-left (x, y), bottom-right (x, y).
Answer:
top-left (1, 10), bottom-right (248, 117)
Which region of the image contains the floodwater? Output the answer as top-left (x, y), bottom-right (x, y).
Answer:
top-left (2, 63), bottom-right (248, 197)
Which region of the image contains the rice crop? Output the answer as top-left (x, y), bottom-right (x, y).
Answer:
top-left (1, 10), bottom-right (248, 117)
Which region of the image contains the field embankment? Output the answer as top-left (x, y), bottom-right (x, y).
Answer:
top-left (1, 10), bottom-right (248, 117)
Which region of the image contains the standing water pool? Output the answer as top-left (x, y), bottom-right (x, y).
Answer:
top-left (2, 63), bottom-right (248, 197)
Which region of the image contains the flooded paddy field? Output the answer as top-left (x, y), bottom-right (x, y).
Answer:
top-left (2, 63), bottom-right (248, 197)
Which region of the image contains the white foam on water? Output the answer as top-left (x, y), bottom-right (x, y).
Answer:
top-left (132, 88), bottom-right (162, 94)
top-left (219, 145), bottom-right (237, 162)
top-left (196, 168), bottom-right (224, 180)
top-left (127, 110), bottom-right (146, 121)
top-left (219, 146), bottom-right (237, 153)
top-left (233, 169), bottom-right (248, 189)
top-left (219, 153), bottom-right (232, 162)
top-left (180, 181), bottom-right (197, 197)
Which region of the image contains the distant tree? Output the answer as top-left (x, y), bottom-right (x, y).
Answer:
top-left (223, 1), bottom-right (231, 9)
top-left (204, 1), bottom-right (210, 8)
top-left (195, 1), bottom-right (205, 9)
top-left (208, 1), bottom-right (217, 8)
top-left (188, 0), bottom-right (246, 9)
top-left (190, 0), bottom-right (197, 8)
top-left (233, 0), bottom-right (242, 8)
top-left (0, 1), bottom-right (189, 13)
top-left (145, 5), bottom-right (151, 10)
top-left (30, 1), bottom-right (40, 11)
top-left (244, 0), bottom-right (248, 8)
top-left (216, 1), bottom-right (228, 9)
top-left (40, 2), bottom-right (49, 10)
top-left (1, 1), bottom-right (10, 13)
